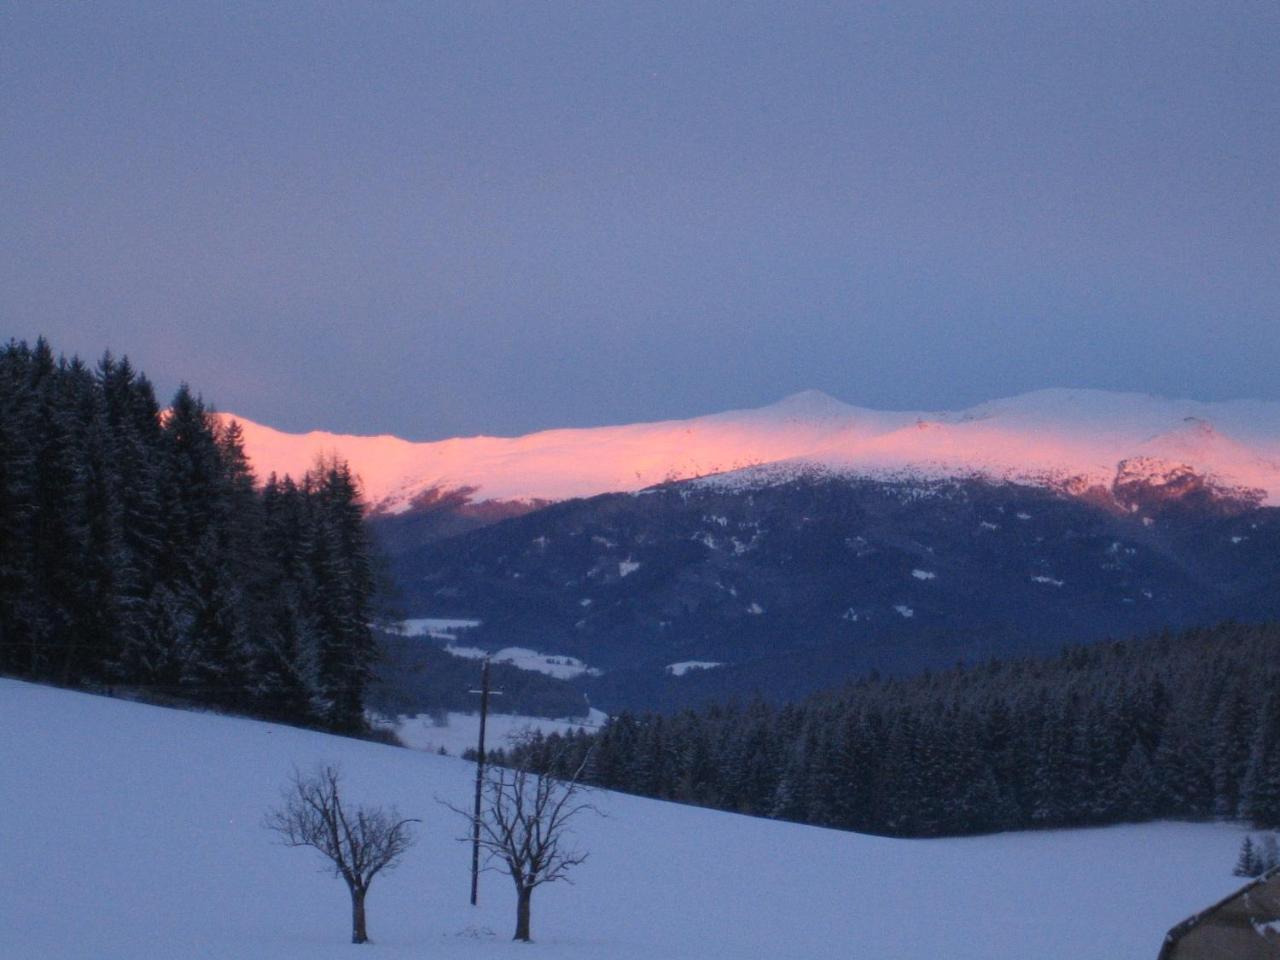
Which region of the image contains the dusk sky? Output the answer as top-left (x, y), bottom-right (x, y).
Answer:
top-left (4, 2), bottom-right (1278, 440)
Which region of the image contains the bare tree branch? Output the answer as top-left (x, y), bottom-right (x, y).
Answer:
top-left (442, 743), bottom-right (599, 941)
top-left (265, 763), bottom-right (418, 944)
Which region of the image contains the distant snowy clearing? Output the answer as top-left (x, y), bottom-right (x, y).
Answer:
top-left (666, 661), bottom-right (724, 677)
top-left (442, 645), bottom-right (603, 679)
top-left (0, 679), bottom-right (1252, 960)
top-left (396, 618), bottom-right (602, 679)
top-left (392, 709), bottom-right (608, 756)
top-left (399, 617), bottom-right (482, 640)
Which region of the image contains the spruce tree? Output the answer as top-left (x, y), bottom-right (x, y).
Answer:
top-left (257, 474), bottom-right (324, 723)
top-left (31, 347), bottom-right (95, 683)
top-left (1235, 836), bottom-right (1260, 877)
top-left (1241, 693), bottom-right (1280, 828)
top-left (307, 459), bottom-right (377, 731)
top-left (98, 354), bottom-right (166, 683)
top-left (0, 340), bottom-right (39, 677)
top-left (0, 337), bottom-right (383, 732)
top-left (1261, 834), bottom-right (1280, 874)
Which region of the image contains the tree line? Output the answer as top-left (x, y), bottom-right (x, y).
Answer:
top-left (0, 338), bottom-right (377, 732)
top-left (500, 621), bottom-right (1280, 837)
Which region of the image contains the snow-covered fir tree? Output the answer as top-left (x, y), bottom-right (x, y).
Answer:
top-left (0, 338), bottom-right (380, 733)
top-left (498, 622), bottom-right (1280, 838)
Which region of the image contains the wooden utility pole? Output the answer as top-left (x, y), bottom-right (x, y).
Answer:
top-left (469, 657), bottom-right (493, 906)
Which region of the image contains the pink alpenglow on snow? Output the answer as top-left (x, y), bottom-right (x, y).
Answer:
top-left (222, 388), bottom-right (1280, 513)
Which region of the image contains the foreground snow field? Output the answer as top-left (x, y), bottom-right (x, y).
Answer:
top-left (0, 679), bottom-right (1248, 960)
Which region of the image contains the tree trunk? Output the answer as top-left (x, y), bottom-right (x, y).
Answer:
top-left (351, 886), bottom-right (368, 944)
top-left (514, 886), bottom-right (532, 942)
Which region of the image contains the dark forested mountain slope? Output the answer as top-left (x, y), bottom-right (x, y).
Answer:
top-left (379, 473), bottom-right (1280, 709)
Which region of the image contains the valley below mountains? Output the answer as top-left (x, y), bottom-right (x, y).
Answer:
top-left (229, 389), bottom-right (1280, 711)
top-left (380, 473), bottom-right (1280, 710)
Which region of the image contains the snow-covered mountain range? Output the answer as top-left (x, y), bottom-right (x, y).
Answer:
top-left (225, 389), bottom-right (1280, 512)
top-left (227, 389), bottom-right (1280, 708)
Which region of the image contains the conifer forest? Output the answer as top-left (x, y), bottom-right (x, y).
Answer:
top-left (502, 622), bottom-right (1280, 837)
top-left (0, 338), bottom-right (377, 732)
top-left (5, 335), bottom-right (1280, 843)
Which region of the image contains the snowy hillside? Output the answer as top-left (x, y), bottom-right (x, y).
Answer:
top-left (0, 678), bottom-right (1253, 960)
top-left (225, 389), bottom-right (1280, 512)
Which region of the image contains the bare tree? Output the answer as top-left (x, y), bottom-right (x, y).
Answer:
top-left (447, 749), bottom-right (597, 941)
top-left (265, 764), bottom-right (418, 944)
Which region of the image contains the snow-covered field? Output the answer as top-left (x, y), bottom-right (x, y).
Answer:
top-left (441, 645), bottom-right (602, 680)
top-left (666, 660), bottom-right (724, 676)
top-left (399, 618), bottom-right (482, 640)
top-left (0, 678), bottom-right (1250, 960)
top-left (395, 619), bottom-right (603, 680)
top-left (392, 709), bottom-right (608, 756)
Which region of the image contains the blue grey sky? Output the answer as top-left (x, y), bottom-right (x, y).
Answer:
top-left (4, 2), bottom-right (1278, 439)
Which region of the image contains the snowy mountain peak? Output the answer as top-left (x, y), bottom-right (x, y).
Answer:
top-left (222, 389), bottom-right (1280, 512)
top-left (764, 390), bottom-right (857, 420)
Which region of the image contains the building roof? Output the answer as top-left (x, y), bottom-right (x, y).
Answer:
top-left (1159, 865), bottom-right (1280, 960)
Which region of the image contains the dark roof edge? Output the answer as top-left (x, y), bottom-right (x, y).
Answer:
top-left (1157, 863), bottom-right (1280, 960)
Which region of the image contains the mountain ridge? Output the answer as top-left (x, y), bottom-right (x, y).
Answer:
top-left (221, 388), bottom-right (1280, 513)
top-left (382, 470), bottom-right (1280, 710)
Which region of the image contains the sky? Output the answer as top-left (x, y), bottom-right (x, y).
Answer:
top-left (3, 2), bottom-right (1278, 441)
